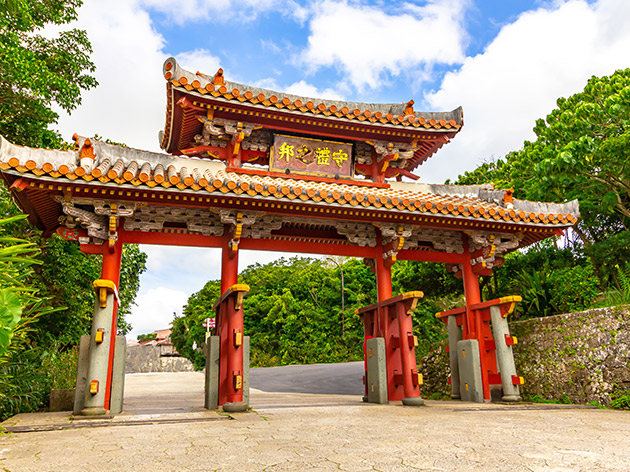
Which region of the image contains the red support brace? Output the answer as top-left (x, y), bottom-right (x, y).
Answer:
top-left (213, 284), bottom-right (249, 406)
top-left (437, 295), bottom-right (523, 401)
top-left (216, 226), bottom-right (241, 406)
top-left (357, 292), bottom-right (424, 403)
top-left (100, 238), bottom-right (123, 411)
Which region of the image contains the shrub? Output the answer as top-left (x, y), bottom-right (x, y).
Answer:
top-left (548, 265), bottom-right (600, 313)
top-left (610, 390), bottom-right (630, 410)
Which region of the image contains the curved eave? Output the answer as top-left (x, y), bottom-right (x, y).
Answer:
top-left (162, 85), bottom-right (461, 161)
top-left (0, 165), bottom-right (578, 238)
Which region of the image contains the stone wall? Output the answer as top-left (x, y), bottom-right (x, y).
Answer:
top-left (126, 344), bottom-right (196, 374)
top-left (420, 306), bottom-right (630, 405)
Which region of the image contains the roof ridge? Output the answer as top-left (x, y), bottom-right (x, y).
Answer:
top-left (163, 57), bottom-right (463, 124)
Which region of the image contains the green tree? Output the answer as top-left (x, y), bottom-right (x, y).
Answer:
top-left (172, 256), bottom-right (457, 368)
top-left (508, 69), bottom-right (630, 280)
top-left (31, 238), bottom-right (147, 346)
top-left (0, 0), bottom-right (98, 148)
top-left (445, 159), bottom-right (511, 188)
top-left (450, 70), bottom-right (630, 299)
top-left (171, 279), bottom-right (221, 369)
top-left (0, 215), bottom-right (50, 358)
top-left (0, 215), bottom-right (63, 420)
top-left (137, 332), bottom-right (157, 343)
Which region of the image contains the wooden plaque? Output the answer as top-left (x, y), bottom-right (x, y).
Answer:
top-left (269, 134), bottom-right (353, 178)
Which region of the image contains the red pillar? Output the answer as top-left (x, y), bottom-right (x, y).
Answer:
top-left (221, 225), bottom-right (238, 292)
top-left (375, 231), bottom-right (392, 302)
top-left (462, 236), bottom-right (481, 337)
top-left (396, 302), bottom-right (421, 402)
top-left (102, 238), bottom-right (123, 411)
top-left (374, 230), bottom-right (392, 343)
top-left (219, 225), bottom-right (243, 405)
top-left (462, 235), bottom-right (490, 400)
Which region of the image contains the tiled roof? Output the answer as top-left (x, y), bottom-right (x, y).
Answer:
top-left (163, 58), bottom-right (463, 131)
top-left (0, 135), bottom-right (579, 228)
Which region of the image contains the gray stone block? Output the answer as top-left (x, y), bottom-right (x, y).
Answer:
top-left (447, 316), bottom-right (462, 399)
top-left (490, 306), bottom-right (521, 402)
top-left (50, 389), bottom-right (75, 412)
top-left (457, 339), bottom-right (483, 403)
top-left (110, 336), bottom-right (126, 414)
top-left (366, 337), bottom-right (388, 404)
top-left (243, 335), bottom-right (250, 407)
top-left (73, 335), bottom-right (90, 416)
top-left (204, 335), bottom-right (220, 410)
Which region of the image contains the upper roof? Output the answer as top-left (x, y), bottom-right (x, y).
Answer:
top-left (160, 57), bottom-right (463, 171)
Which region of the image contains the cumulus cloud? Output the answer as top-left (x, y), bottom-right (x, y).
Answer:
top-left (420, 0), bottom-right (630, 184)
top-left (139, 0), bottom-right (307, 24)
top-left (54, 0), bottom-right (167, 150)
top-left (128, 287), bottom-right (189, 337)
top-left (55, 2), bottom-right (226, 153)
top-left (298, 0), bottom-right (470, 90)
top-left (175, 49), bottom-right (222, 75)
top-left (284, 80), bottom-right (345, 100)
top-left (250, 77), bottom-right (345, 101)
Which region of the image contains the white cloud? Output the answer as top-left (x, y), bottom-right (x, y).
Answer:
top-left (54, 0), bottom-right (167, 151)
top-left (298, 0), bottom-right (470, 90)
top-left (141, 245), bottom-right (222, 275)
top-left (138, 0), bottom-right (305, 24)
top-left (284, 80), bottom-right (345, 100)
top-left (128, 287), bottom-right (189, 337)
top-left (54, 1), bottom-right (226, 152)
top-left (250, 77), bottom-right (345, 101)
top-left (175, 49), bottom-right (222, 75)
top-left (421, 0), bottom-right (630, 184)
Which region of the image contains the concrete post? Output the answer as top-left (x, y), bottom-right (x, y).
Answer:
top-left (366, 337), bottom-right (388, 404)
top-left (73, 335), bottom-right (90, 416)
top-left (204, 335), bottom-right (220, 410)
top-left (457, 339), bottom-right (484, 403)
top-left (81, 240), bottom-right (122, 416)
top-left (109, 336), bottom-right (127, 414)
top-left (447, 316), bottom-right (462, 399)
top-left (81, 289), bottom-right (117, 415)
top-left (490, 306), bottom-right (522, 402)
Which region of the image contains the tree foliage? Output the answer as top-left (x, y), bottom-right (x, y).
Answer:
top-left (171, 257), bottom-right (459, 369)
top-left (511, 69), bottom-right (630, 225)
top-left (0, 1), bottom-right (148, 420)
top-left (0, 0), bottom-right (98, 148)
top-left (451, 69), bottom-right (630, 292)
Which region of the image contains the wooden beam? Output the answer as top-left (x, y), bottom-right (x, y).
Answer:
top-left (397, 249), bottom-right (465, 264)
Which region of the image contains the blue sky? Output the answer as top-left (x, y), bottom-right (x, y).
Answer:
top-left (55, 0), bottom-right (629, 337)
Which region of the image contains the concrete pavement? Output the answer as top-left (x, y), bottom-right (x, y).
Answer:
top-left (1, 370), bottom-right (629, 471)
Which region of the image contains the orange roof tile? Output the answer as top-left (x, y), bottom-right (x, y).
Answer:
top-left (0, 136), bottom-right (579, 232)
top-left (159, 57), bottom-right (463, 170)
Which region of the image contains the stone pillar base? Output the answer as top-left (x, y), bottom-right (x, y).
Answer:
top-left (80, 407), bottom-right (108, 416)
top-left (402, 396), bottom-right (425, 406)
top-left (501, 394), bottom-right (522, 402)
top-left (223, 401), bottom-right (248, 413)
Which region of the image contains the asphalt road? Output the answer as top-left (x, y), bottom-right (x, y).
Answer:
top-left (250, 361), bottom-right (364, 395)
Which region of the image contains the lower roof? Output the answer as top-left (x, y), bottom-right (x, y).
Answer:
top-left (0, 135), bottom-right (579, 251)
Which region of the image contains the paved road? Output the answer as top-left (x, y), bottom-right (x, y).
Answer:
top-left (250, 361), bottom-right (364, 395)
top-left (2, 371), bottom-right (630, 472)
